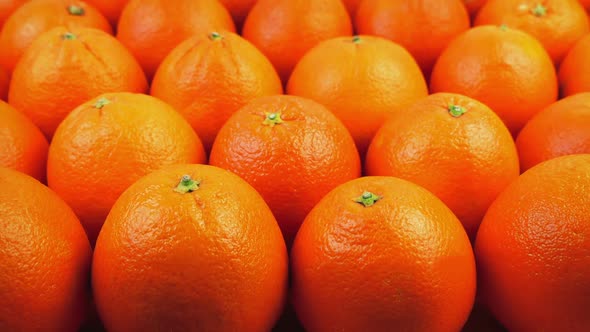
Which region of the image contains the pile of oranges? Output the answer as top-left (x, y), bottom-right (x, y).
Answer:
top-left (1, 0), bottom-right (590, 331)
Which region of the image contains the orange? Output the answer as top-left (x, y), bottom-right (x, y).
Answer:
top-left (287, 35), bottom-right (427, 158)
top-left (342, 0), bottom-right (361, 17)
top-left (219, 0), bottom-right (256, 29)
top-left (242, 0), bottom-right (352, 84)
top-left (93, 164), bottom-right (288, 331)
top-left (8, 26), bottom-right (147, 139)
top-left (151, 31), bottom-right (282, 152)
top-left (0, 0), bottom-right (112, 72)
top-left (516, 93), bottom-right (590, 172)
top-left (366, 93), bottom-right (519, 240)
top-left (117, 0), bottom-right (235, 80)
top-left (209, 95), bottom-right (361, 246)
top-left (291, 176), bottom-right (476, 331)
top-left (0, 100), bottom-right (48, 181)
top-left (475, 0), bottom-right (590, 64)
top-left (0, 65), bottom-right (8, 100)
top-left (475, 154), bottom-right (590, 331)
top-left (84, 0), bottom-right (128, 27)
top-left (464, 0), bottom-right (488, 18)
top-left (0, 0), bottom-right (27, 27)
top-left (430, 25), bottom-right (558, 136)
top-left (355, 0), bottom-right (470, 79)
top-left (559, 33), bottom-right (590, 96)
top-left (0, 167), bottom-right (91, 332)
top-left (47, 92), bottom-right (206, 246)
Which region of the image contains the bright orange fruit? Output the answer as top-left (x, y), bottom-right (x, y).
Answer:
top-left (559, 33), bottom-right (590, 96)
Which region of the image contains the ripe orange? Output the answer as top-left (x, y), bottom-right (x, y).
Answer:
top-left (209, 95), bottom-right (361, 246)
top-left (287, 35), bottom-right (428, 158)
top-left (355, 0), bottom-right (470, 79)
top-left (0, 65), bottom-right (8, 100)
top-left (0, 167), bottom-right (92, 332)
top-left (475, 154), bottom-right (590, 331)
top-left (366, 93), bottom-right (519, 240)
top-left (242, 0), bottom-right (352, 84)
top-left (0, 100), bottom-right (48, 181)
top-left (47, 92), bottom-right (206, 246)
top-left (342, 0), bottom-right (362, 17)
top-left (0, 0), bottom-right (27, 26)
top-left (516, 93), bottom-right (590, 172)
top-left (464, 0), bottom-right (488, 18)
top-left (93, 164), bottom-right (288, 331)
top-left (559, 33), bottom-right (590, 96)
top-left (8, 26), bottom-right (147, 139)
top-left (430, 25), bottom-right (558, 136)
top-left (0, 0), bottom-right (112, 72)
top-left (292, 176), bottom-right (476, 331)
top-left (84, 0), bottom-right (128, 27)
top-left (475, 0), bottom-right (590, 64)
top-left (117, 0), bottom-right (235, 80)
top-left (219, 0), bottom-right (256, 29)
top-left (151, 31), bottom-right (282, 152)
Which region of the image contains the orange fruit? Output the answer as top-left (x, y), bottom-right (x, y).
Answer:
top-left (464, 0), bottom-right (488, 18)
top-left (430, 25), bottom-right (558, 136)
top-left (219, 0), bottom-right (256, 29)
top-left (84, 0), bottom-right (128, 27)
top-left (0, 65), bottom-right (8, 100)
top-left (342, 0), bottom-right (362, 17)
top-left (242, 0), bottom-right (352, 84)
top-left (287, 35), bottom-right (427, 158)
top-left (475, 154), bottom-right (590, 331)
top-left (475, 0), bottom-right (590, 64)
top-left (47, 92), bottom-right (206, 246)
top-left (355, 0), bottom-right (470, 79)
top-left (8, 26), bottom-right (147, 139)
top-left (151, 31), bottom-right (282, 152)
top-left (365, 93), bottom-right (519, 240)
top-left (559, 33), bottom-right (590, 96)
top-left (0, 0), bottom-right (112, 72)
top-left (209, 95), bottom-right (361, 246)
top-left (516, 93), bottom-right (590, 172)
top-left (291, 176), bottom-right (476, 331)
top-left (93, 164), bottom-right (288, 331)
top-left (0, 167), bottom-right (92, 332)
top-left (117, 0), bottom-right (235, 80)
top-left (0, 100), bottom-right (48, 181)
top-left (0, 0), bottom-right (27, 27)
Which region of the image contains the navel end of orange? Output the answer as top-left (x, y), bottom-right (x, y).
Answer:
top-left (174, 174), bottom-right (200, 194)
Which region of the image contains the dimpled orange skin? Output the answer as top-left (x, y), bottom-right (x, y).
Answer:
top-left (559, 34), bottom-right (590, 97)
top-left (287, 35), bottom-right (428, 158)
top-left (430, 25), bottom-right (558, 136)
top-left (291, 176), bottom-right (476, 332)
top-left (365, 93), bottom-right (519, 241)
top-left (209, 95), bottom-right (361, 247)
top-left (0, 1), bottom-right (27, 26)
top-left (475, 0), bottom-right (590, 65)
top-left (8, 26), bottom-right (148, 139)
top-left (475, 155), bottom-right (590, 331)
top-left (219, 0), bottom-right (257, 29)
top-left (47, 93), bottom-right (206, 246)
top-left (0, 0), bottom-right (112, 72)
top-left (242, 0), bottom-right (353, 84)
top-left (355, 0), bottom-right (470, 79)
top-left (516, 93), bottom-right (590, 172)
top-left (117, 0), bottom-right (235, 81)
top-left (85, 0), bottom-right (128, 27)
top-left (0, 167), bottom-right (92, 332)
top-left (93, 164), bottom-right (288, 332)
top-left (0, 101), bottom-right (48, 182)
top-left (151, 31), bottom-right (283, 152)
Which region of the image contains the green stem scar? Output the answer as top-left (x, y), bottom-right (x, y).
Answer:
top-left (174, 175), bottom-right (200, 194)
top-left (448, 105), bottom-right (467, 118)
top-left (355, 191), bottom-right (381, 207)
top-left (67, 5), bottom-right (85, 16)
top-left (352, 35), bottom-right (362, 44)
top-left (94, 98), bottom-right (111, 109)
top-left (531, 4), bottom-right (547, 17)
top-left (262, 112), bottom-right (284, 127)
top-left (62, 32), bottom-right (77, 40)
top-left (209, 32), bottom-right (223, 41)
